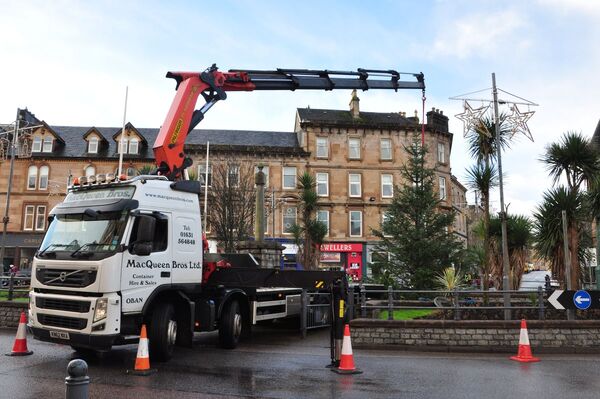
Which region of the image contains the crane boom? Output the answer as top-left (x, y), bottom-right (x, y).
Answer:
top-left (153, 64), bottom-right (425, 180)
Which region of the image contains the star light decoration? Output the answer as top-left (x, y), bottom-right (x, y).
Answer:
top-left (454, 100), bottom-right (490, 137)
top-left (507, 104), bottom-right (535, 142)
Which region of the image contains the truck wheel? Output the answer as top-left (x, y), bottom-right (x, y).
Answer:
top-left (149, 303), bottom-right (177, 362)
top-left (219, 300), bottom-right (242, 349)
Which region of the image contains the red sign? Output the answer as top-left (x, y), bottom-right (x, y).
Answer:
top-left (320, 243), bottom-right (363, 252)
top-left (320, 252), bottom-right (341, 263)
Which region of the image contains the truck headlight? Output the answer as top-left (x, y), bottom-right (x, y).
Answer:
top-left (93, 298), bottom-right (108, 322)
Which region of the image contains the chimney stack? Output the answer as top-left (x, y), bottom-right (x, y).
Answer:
top-left (426, 107), bottom-right (449, 133)
top-left (349, 89), bottom-right (360, 118)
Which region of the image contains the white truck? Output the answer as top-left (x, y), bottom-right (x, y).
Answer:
top-left (28, 66), bottom-right (425, 362)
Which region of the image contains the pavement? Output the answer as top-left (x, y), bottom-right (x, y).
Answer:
top-left (2, 320), bottom-right (600, 398)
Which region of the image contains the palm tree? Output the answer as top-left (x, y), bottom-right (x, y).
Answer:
top-left (290, 172), bottom-right (327, 270)
top-left (465, 162), bottom-right (498, 289)
top-left (488, 214), bottom-right (532, 289)
top-left (465, 114), bottom-right (511, 289)
top-left (533, 186), bottom-right (591, 286)
top-left (467, 114), bottom-right (512, 164)
top-left (539, 132), bottom-right (600, 287)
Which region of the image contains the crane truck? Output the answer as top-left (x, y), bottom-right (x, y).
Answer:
top-left (27, 65), bottom-right (425, 362)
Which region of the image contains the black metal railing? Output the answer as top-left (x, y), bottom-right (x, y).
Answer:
top-left (0, 273), bottom-right (31, 301)
top-left (353, 285), bottom-right (550, 321)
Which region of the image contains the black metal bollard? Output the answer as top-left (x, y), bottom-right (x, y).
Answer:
top-left (360, 284), bottom-right (366, 318)
top-left (300, 289), bottom-right (307, 338)
top-left (7, 272), bottom-right (15, 301)
top-left (65, 359), bottom-right (89, 399)
top-left (538, 286), bottom-right (545, 320)
top-left (387, 286), bottom-right (394, 320)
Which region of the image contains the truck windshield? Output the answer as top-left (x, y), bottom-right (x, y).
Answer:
top-left (39, 211), bottom-right (129, 256)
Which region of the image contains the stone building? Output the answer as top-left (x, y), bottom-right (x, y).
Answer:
top-left (0, 94), bottom-right (468, 279)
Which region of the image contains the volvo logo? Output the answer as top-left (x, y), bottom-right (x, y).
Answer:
top-left (59, 272), bottom-right (67, 282)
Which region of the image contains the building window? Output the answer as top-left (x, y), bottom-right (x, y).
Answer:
top-left (23, 205), bottom-right (46, 231)
top-left (283, 166), bottom-right (296, 189)
top-left (349, 211), bottom-right (362, 237)
top-left (316, 137), bottom-right (328, 158)
top-left (85, 165), bottom-right (96, 177)
top-left (198, 164), bottom-right (212, 187)
top-left (35, 205), bottom-right (46, 231)
top-left (349, 138), bottom-right (361, 159)
top-left (381, 211), bottom-right (392, 237)
top-left (88, 137), bottom-right (99, 153)
top-left (128, 138), bottom-right (139, 154)
top-left (437, 142), bottom-right (445, 163)
top-left (27, 165), bottom-right (38, 190)
top-left (381, 174), bottom-right (393, 198)
top-left (282, 206), bottom-right (297, 234)
top-left (24, 205), bottom-right (35, 231)
top-left (439, 176), bottom-right (447, 200)
top-left (349, 173), bottom-right (361, 197)
top-left (316, 173), bottom-right (329, 197)
top-left (39, 166), bottom-right (49, 190)
top-left (42, 136), bottom-right (53, 153)
top-left (380, 139), bottom-right (392, 160)
top-left (32, 136), bottom-right (42, 152)
top-left (117, 137), bottom-right (127, 154)
top-left (227, 165), bottom-right (240, 187)
top-left (317, 210), bottom-right (329, 236)
top-left (255, 166), bottom-right (269, 187)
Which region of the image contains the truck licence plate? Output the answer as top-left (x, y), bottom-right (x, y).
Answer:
top-left (49, 331), bottom-right (70, 340)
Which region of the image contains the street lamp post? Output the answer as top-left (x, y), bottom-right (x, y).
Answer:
top-left (0, 108), bottom-right (21, 271)
top-left (492, 73), bottom-right (512, 320)
top-left (451, 74), bottom-right (538, 321)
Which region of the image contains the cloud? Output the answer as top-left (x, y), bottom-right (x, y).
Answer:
top-left (426, 9), bottom-right (527, 60)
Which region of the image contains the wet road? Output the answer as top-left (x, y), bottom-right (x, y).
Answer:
top-left (2, 321), bottom-right (600, 399)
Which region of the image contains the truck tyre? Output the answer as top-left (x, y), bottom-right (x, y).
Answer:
top-left (219, 300), bottom-right (242, 349)
top-left (149, 302), bottom-right (177, 362)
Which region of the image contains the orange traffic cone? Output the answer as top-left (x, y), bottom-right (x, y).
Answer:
top-left (127, 324), bottom-right (156, 375)
top-left (332, 324), bottom-right (362, 374)
top-left (6, 312), bottom-right (33, 356)
top-left (510, 319), bottom-right (540, 363)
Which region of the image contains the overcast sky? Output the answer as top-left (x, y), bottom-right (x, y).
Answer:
top-left (1, 0), bottom-right (599, 216)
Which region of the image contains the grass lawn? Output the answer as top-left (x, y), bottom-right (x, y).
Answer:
top-left (379, 309), bottom-right (434, 320)
top-left (0, 290), bottom-right (29, 302)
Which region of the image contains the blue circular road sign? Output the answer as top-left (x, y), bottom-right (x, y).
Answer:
top-left (573, 290), bottom-right (591, 310)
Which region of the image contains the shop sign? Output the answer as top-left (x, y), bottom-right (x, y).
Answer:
top-left (320, 243), bottom-right (363, 252)
top-left (320, 252), bottom-right (341, 263)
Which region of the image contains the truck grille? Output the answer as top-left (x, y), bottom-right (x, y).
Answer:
top-left (36, 297), bottom-right (90, 313)
top-left (38, 314), bottom-right (87, 330)
top-left (36, 268), bottom-right (97, 288)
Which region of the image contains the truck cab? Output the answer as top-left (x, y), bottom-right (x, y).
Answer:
top-left (29, 175), bottom-right (209, 359)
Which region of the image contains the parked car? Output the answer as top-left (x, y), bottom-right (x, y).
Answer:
top-left (519, 270), bottom-right (559, 291)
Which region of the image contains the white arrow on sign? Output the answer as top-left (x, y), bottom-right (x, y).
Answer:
top-left (548, 290), bottom-right (565, 309)
top-left (575, 295), bottom-right (590, 305)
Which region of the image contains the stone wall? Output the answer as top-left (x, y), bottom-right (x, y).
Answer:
top-left (0, 301), bottom-right (28, 329)
top-left (350, 319), bottom-right (600, 353)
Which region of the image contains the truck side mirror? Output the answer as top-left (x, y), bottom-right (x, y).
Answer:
top-left (133, 242), bottom-right (153, 256)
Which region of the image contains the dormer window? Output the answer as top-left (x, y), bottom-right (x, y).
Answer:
top-left (128, 138), bottom-right (138, 154)
top-left (88, 136), bottom-right (99, 154)
top-left (32, 136), bottom-right (42, 152)
top-left (118, 137), bottom-right (128, 154)
top-left (42, 136), bottom-right (53, 152)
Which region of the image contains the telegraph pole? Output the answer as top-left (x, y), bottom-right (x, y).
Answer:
top-left (0, 109), bottom-right (21, 270)
top-left (492, 74), bottom-right (511, 320)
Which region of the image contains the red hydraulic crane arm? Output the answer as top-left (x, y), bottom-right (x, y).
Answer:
top-left (153, 64), bottom-right (425, 180)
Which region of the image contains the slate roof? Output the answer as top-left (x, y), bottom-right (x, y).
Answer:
top-left (297, 108), bottom-right (420, 129)
top-left (31, 125), bottom-right (300, 159)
